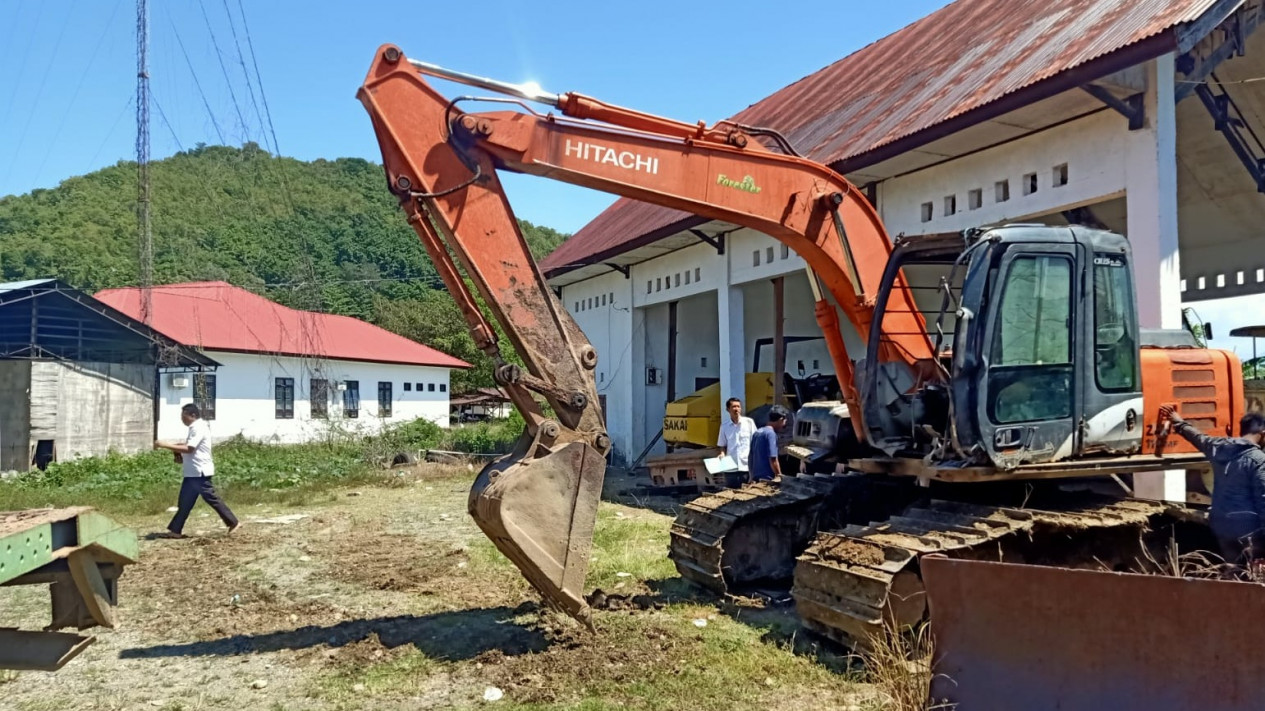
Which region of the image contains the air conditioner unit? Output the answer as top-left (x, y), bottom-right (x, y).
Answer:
top-left (336, 381), bottom-right (347, 391)
top-left (169, 374), bottom-right (190, 389)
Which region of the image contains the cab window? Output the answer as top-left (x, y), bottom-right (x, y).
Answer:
top-left (988, 255), bottom-right (1073, 424)
top-left (1093, 255), bottom-right (1138, 391)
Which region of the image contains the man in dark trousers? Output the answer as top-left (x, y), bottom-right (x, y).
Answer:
top-left (1161, 405), bottom-right (1265, 564)
top-left (748, 406), bottom-right (789, 483)
top-left (154, 403), bottom-right (239, 538)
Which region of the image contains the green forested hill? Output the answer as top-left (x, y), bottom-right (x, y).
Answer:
top-left (0, 143), bottom-right (568, 391)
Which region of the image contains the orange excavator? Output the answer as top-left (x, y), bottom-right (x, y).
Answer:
top-left (356, 45), bottom-right (1243, 645)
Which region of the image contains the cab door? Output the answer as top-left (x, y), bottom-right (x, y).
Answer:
top-left (1076, 252), bottom-right (1143, 456)
top-left (977, 244), bottom-right (1081, 468)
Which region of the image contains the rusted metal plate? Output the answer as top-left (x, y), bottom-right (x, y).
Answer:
top-left (922, 557), bottom-right (1265, 711)
top-left (0, 629), bottom-right (95, 671)
top-left (0, 507), bottom-right (87, 538)
top-left (543, 0), bottom-right (1222, 277)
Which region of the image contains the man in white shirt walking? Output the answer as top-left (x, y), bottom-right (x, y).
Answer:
top-left (154, 403), bottom-right (239, 538)
top-left (717, 397), bottom-right (757, 486)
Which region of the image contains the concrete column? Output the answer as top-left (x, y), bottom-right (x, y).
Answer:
top-left (717, 284), bottom-right (746, 412)
top-left (629, 306), bottom-right (648, 457)
top-left (1126, 53), bottom-right (1182, 330)
top-left (605, 275), bottom-right (636, 465)
top-left (1127, 53), bottom-right (1185, 502)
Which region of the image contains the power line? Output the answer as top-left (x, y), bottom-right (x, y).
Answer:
top-left (170, 15), bottom-right (226, 144)
top-left (87, 96), bottom-right (136, 168)
top-left (235, 0), bottom-right (280, 155)
top-left (153, 94), bottom-right (185, 152)
top-left (197, 0), bottom-right (250, 142)
top-left (0, 3), bottom-right (26, 74)
top-left (2, 3), bottom-right (73, 188)
top-left (33, 0), bottom-right (125, 185)
top-left (219, 0), bottom-right (269, 154)
top-left (0, 2), bottom-right (44, 133)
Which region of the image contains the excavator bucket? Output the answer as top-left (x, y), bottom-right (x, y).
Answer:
top-left (468, 432), bottom-right (606, 627)
top-left (921, 557), bottom-right (1265, 710)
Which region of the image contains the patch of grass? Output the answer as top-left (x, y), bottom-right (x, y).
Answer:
top-left (494, 700), bottom-right (627, 711)
top-left (321, 647), bottom-right (440, 698)
top-left (329, 605), bottom-right (866, 711)
top-left (0, 426), bottom-right (439, 515)
top-left (440, 413), bottom-right (524, 454)
top-left (588, 506), bottom-right (677, 589)
top-left (0, 414), bottom-right (530, 515)
top-left (549, 607), bottom-right (863, 710)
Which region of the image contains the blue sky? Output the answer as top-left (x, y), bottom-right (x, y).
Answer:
top-left (0, 0), bottom-right (949, 234)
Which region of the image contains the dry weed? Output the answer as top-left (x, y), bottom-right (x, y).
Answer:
top-left (863, 621), bottom-right (956, 711)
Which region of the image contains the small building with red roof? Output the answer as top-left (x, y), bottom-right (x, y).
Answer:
top-left (96, 281), bottom-right (469, 444)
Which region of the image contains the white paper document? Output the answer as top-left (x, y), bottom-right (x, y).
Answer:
top-left (703, 455), bottom-right (739, 474)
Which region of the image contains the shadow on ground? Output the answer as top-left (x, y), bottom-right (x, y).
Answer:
top-left (119, 602), bottom-right (548, 662)
top-left (613, 577), bottom-right (859, 675)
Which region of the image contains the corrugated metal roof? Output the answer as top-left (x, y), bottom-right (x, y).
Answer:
top-left (96, 282), bottom-right (471, 369)
top-left (542, 0), bottom-right (1223, 277)
top-left (0, 279), bottom-right (218, 367)
top-left (0, 278), bottom-right (56, 294)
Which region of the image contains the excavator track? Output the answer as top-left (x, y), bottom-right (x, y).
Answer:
top-left (668, 473), bottom-right (903, 593)
top-left (792, 497), bottom-right (1196, 649)
top-left (669, 476), bottom-right (841, 592)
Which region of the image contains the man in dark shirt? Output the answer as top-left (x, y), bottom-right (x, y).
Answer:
top-left (749, 407), bottom-right (788, 482)
top-left (1161, 405), bottom-right (1265, 564)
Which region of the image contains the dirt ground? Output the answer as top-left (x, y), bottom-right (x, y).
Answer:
top-left (0, 464), bottom-right (873, 711)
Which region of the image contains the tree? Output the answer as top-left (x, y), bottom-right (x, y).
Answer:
top-left (0, 144), bottom-right (571, 390)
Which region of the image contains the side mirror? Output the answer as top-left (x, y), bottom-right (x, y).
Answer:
top-left (1203, 323), bottom-right (1213, 341)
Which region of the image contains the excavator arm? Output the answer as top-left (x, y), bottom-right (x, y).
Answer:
top-left (356, 45), bottom-right (936, 625)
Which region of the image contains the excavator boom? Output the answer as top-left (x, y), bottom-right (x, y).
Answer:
top-left (356, 45), bottom-right (934, 625)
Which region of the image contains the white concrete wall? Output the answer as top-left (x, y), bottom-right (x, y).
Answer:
top-left (878, 109), bottom-right (1128, 237)
top-left (740, 274), bottom-right (835, 375)
top-left (641, 303), bottom-right (671, 458)
top-left (875, 59), bottom-right (1181, 333)
top-left (158, 351), bottom-right (452, 444)
top-left (564, 269), bottom-right (635, 463)
top-left (630, 242), bottom-right (725, 309)
top-left (675, 292), bottom-right (720, 393)
top-left (561, 237), bottom-right (830, 463)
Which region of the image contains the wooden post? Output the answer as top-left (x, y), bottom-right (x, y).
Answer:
top-left (773, 277), bottom-right (785, 407)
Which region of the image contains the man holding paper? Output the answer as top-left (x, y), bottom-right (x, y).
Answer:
top-left (717, 397), bottom-right (757, 485)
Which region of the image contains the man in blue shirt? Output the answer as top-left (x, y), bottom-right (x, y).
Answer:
top-left (749, 407), bottom-right (788, 482)
top-left (1161, 405), bottom-right (1265, 564)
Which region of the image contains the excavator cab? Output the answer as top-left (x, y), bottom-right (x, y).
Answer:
top-left (864, 225), bottom-right (1152, 469)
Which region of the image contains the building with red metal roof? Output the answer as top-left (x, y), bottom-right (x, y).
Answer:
top-left (96, 281), bottom-right (469, 369)
top-left (97, 282), bottom-right (470, 444)
top-left (541, 0), bottom-right (1238, 282)
top-left (534, 0), bottom-right (1265, 486)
